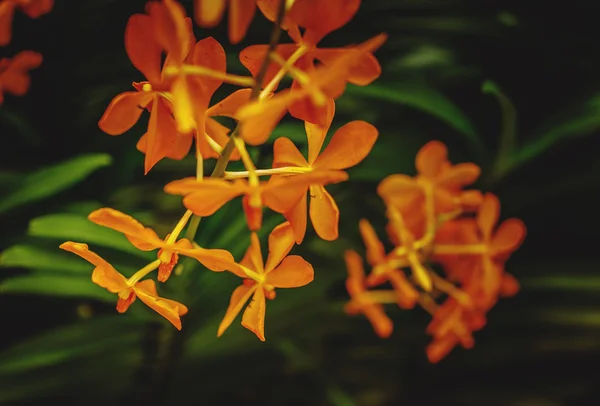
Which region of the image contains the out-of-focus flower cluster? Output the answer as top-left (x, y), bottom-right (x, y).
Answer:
top-left (344, 140), bottom-right (526, 362)
top-left (0, 0), bottom-right (52, 103)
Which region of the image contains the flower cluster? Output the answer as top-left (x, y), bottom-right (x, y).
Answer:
top-left (60, 0), bottom-right (384, 341)
top-left (344, 140), bottom-right (526, 362)
top-left (0, 0), bottom-right (52, 103)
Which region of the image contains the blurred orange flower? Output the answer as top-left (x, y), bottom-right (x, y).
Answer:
top-left (0, 50), bottom-right (42, 104)
top-left (0, 0), bottom-right (53, 46)
top-left (194, 0), bottom-right (257, 44)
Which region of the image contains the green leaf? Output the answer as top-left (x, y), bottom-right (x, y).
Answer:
top-left (0, 154), bottom-right (112, 214)
top-left (344, 82), bottom-right (483, 156)
top-left (0, 316), bottom-right (143, 375)
top-left (522, 275), bottom-right (600, 292)
top-left (0, 274), bottom-right (114, 302)
top-left (482, 80), bottom-right (518, 178)
top-left (506, 93), bottom-right (600, 174)
top-left (28, 213), bottom-right (154, 259)
top-left (0, 245), bottom-right (90, 274)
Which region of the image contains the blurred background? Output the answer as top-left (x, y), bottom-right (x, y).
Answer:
top-left (1, 0), bottom-right (599, 405)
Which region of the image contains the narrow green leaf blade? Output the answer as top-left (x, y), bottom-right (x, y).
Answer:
top-left (0, 245), bottom-right (90, 273)
top-left (28, 213), bottom-right (153, 259)
top-left (0, 274), bottom-right (113, 302)
top-left (0, 154), bottom-right (112, 214)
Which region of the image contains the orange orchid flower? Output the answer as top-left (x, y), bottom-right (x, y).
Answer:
top-left (271, 100), bottom-right (378, 242)
top-left (164, 170), bottom-right (348, 231)
top-left (88, 208), bottom-right (236, 282)
top-left (358, 219), bottom-right (419, 309)
top-left (242, 1), bottom-right (381, 126)
top-left (236, 33), bottom-right (387, 144)
top-left (217, 222), bottom-right (314, 341)
top-left (99, 0), bottom-right (236, 173)
top-left (343, 250), bottom-right (393, 338)
top-left (194, 0), bottom-right (257, 44)
top-left (425, 297), bottom-right (486, 363)
top-left (433, 193), bottom-right (526, 308)
top-left (60, 242), bottom-right (188, 330)
top-left (378, 140), bottom-right (483, 215)
top-left (0, 0), bottom-right (53, 46)
top-left (0, 50), bottom-right (42, 104)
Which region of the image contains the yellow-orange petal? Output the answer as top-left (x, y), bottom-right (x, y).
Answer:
top-left (174, 242), bottom-right (236, 272)
top-left (192, 36), bottom-right (227, 95)
top-left (241, 287), bottom-right (267, 341)
top-left (266, 255), bottom-right (314, 288)
top-left (309, 185), bottom-right (339, 241)
top-left (207, 88), bottom-right (253, 118)
top-left (204, 118), bottom-right (241, 160)
top-left (312, 47), bottom-right (381, 86)
top-left (171, 75), bottom-right (197, 134)
top-left (416, 140), bottom-right (448, 178)
top-left (265, 221), bottom-right (296, 272)
top-left (491, 218), bottom-right (526, 255)
top-left (387, 270), bottom-right (419, 309)
top-left (239, 44), bottom-right (298, 88)
top-left (134, 279), bottom-right (188, 330)
top-left (362, 303), bottom-right (394, 338)
top-left (125, 14), bottom-right (162, 83)
top-left (359, 219), bottom-right (386, 266)
top-left (237, 91), bottom-right (291, 145)
top-left (148, 0), bottom-right (191, 63)
top-left (175, 180), bottom-right (247, 216)
top-left (477, 193), bottom-right (500, 241)
top-left (228, 0), bottom-right (257, 44)
top-left (194, 0), bottom-right (226, 28)
top-left (313, 120), bottom-right (378, 170)
top-left (272, 137), bottom-right (308, 168)
top-left (88, 208), bottom-right (163, 251)
top-left (240, 232), bottom-right (264, 274)
top-left (98, 91), bottom-right (154, 136)
top-left (284, 196), bottom-right (308, 244)
top-left (437, 163), bottom-right (481, 189)
top-left (59, 242), bottom-right (127, 293)
top-left (288, 0), bottom-right (361, 46)
top-left (426, 335), bottom-right (459, 363)
top-left (500, 273), bottom-right (520, 297)
top-left (263, 169), bottom-right (348, 214)
top-left (144, 96), bottom-right (180, 174)
top-left (377, 174), bottom-right (420, 200)
top-left (305, 98), bottom-right (335, 164)
top-left (217, 284), bottom-right (256, 336)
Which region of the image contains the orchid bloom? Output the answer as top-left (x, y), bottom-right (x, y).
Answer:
top-left (271, 100), bottom-right (377, 242)
top-left (60, 242), bottom-right (188, 330)
top-left (433, 193), bottom-right (526, 308)
top-left (99, 0), bottom-right (240, 173)
top-left (236, 33), bottom-right (387, 144)
top-left (194, 0), bottom-right (257, 44)
top-left (0, 50), bottom-right (42, 104)
top-left (358, 219), bottom-right (419, 309)
top-left (343, 249), bottom-right (393, 338)
top-left (242, 0), bottom-right (381, 125)
top-left (0, 0), bottom-right (53, 46)
top-left (378, 141), bottom-right (483, 216)
top-left (88, 208), bottom-right (236, 282)
top-left (164, 170), bottom-right (348, 231)
top-left (217, 222), bottom-right (314, 340)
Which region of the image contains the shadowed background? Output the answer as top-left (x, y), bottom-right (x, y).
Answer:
top-left (1, 0), bottom-right (599, 405)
